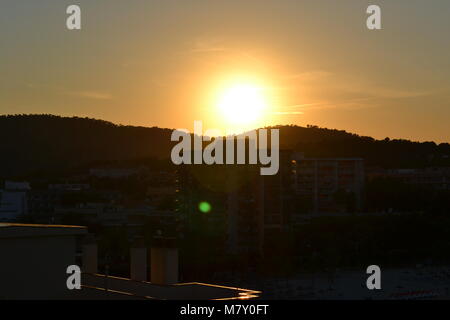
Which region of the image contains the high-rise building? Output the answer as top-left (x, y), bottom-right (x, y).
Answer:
top-left (176, 151), bottom-right (365, 259)
top-left (0, 181), bottom-right (30, 222)
top-left (293, 153), bottom-right (365, 214)
top-left (176, 150), bottom-right (296, 258)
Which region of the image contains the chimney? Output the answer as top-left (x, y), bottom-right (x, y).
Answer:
top-left (130, 237), bottom-right (147, 281)
top-left (150, 236), bottom-right (178, 285)
top-left (82, 234), bottom-right (98, 274)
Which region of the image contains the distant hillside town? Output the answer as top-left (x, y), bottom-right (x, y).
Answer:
top-left (0, 114), bottom-right (449, 299)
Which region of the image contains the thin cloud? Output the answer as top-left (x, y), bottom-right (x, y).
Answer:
top-left (188, 39), bottom-right (227, 54)
top-left (336, 82), bottom-right (435, 100)
top-left (65, 90), bottom-right (113, 100)
top-left (283, 102), bottom-right (329, 109)
top-left (278, 98), bottom-right (377, 113)
top-left (190, 46), bottom-right (227, 54)
top-left (25, 83), bottom-right (113, 100)
top-left (367, 88), bottom-right (434, 99)
top-left (271, 111), bottom-right (304, 115)
top-left (286, 71), bottom-right (333, 81)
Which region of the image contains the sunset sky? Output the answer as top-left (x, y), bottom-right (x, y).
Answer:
top-left (1, 0), bottom-right (449, 142)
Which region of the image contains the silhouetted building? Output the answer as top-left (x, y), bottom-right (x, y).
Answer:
top-left (0, 223), bottom-right (87, 299)
top-left (293, 154), bottom-right (364, 214)
top-left (89, 167), bottom-right (140, 179)
top-left (226, 167), bottom-right (265, 256)
top-left (177, 150), bottom-right (296, 258)
top-left (49, 183), bottom-right (90, 191)
top-left (0, 223), bottom-right (259, 300)
top-left (368, 167), bottom-right (450, 190)
top-left (0, 181), bottom-right (30, 221)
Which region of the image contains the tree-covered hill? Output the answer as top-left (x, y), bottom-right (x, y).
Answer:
top-left (0, 115), bottom-right (448, 177)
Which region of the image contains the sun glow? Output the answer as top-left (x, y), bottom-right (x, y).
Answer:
top-left (216, 83), bottom-right (268, 132)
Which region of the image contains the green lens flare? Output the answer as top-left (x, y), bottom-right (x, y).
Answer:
top-left (198, 201), bottom-right (211, 213)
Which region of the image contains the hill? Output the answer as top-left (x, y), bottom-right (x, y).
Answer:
top-left (0, 115), bottom-right (173, 178)
top-left (0, 114), bottom-right (448, 178)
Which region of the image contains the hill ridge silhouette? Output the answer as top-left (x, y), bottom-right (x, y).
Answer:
top-left (0, 114), bottom-right (448, 178)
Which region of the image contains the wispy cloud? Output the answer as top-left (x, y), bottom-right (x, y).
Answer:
top-left (275, 98), bottom-right (378, 115)
top-left (286, 71), bottom-right (333, 81)
top-left (271, 111), bottom-right (304, 115)
top-left (285, 69), bottom-right (435, 100)
top-left (360, 87), bottom-right (434, 99)
top-left (188, 38), bottom-right (227, 54)
top-left (282, 69), bottom-right (438, 114)
top-left (25, 83), bottom-right (113, 100)
top-left (282, 102), bottom-right (329, 109)
top-left (64, 90), bottom-right (113, 100)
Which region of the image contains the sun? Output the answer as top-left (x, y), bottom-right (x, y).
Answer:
top-left (216, 84), bottom-right (268, 130)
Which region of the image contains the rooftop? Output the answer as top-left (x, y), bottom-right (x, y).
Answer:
top-left (78, 273), bottom-right (260, 300)
top-left (0, 223), bottom-right (87, 238)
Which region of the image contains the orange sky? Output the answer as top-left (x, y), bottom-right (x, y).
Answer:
top-left (0, 0), bottom-right (449, 142)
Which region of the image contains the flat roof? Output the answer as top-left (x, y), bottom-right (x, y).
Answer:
top-left (0, 223), bottom-right (87, 238)
top-left (298, 158), bottom-right (364, 161)
top-left (81, 273), bottom-right (260, 300)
